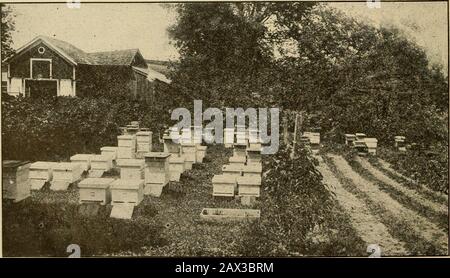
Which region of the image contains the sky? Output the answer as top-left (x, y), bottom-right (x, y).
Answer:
top-left (7, 1), bottom-right (448, 70)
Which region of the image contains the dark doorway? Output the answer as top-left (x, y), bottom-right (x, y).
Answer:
top-left (25, 80), bottom-right (57, 98)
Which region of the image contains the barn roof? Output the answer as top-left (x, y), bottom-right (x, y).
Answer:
top-left (4, 36), bottom-right (147, 68)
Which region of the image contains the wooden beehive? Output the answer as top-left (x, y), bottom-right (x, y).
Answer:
top-left (237, 176), bottom-right (261, 197)
top-left (181, 142), bottom-right (197, 165)
top-left (101, 146), bottom-right (118, 160)
top-left (70, 154), bottom-right (93, 172)
top-left (353, 140), bottom-right (368, 156)
top-left (200, 208), bottom-right (260, 222)
top-left (78, 178), bottom-right (115, 205)
top-left (242, 163), bottom-right (262, 178)
top-left (212, 174), bottom-right (236, 197)
top-left (117, 147), bottom-right (134, 159)
top-left (168, 156), bottom-right (185, 182)
top-left (222, 164), bottom-right (243, 179)
top-left (126, 125), bottom-right (139, 135)
top-left (2, 160), bottom-right (31, 202)
top-left (90, 154), bottom-right (113, 171)
top-left (136, 131), bottom-right (153, 153)
top-left (197, 145), bottom-right (207, 163)
top-left (364, 138), bottom-right (378, 155)
top-left (52, 162), bottom-right (82, 183)
top-left (130, 121), bottom-right (140, 128)
top-left (118, 135), bottom-right (136, 150)
top-left (144, 152), bottom-right (171, 196)
top-left (229, 155), bottom-right (246, 166)
top-left (117, 159), bottom-right (144, 180)
top-left (29, 161), bottom-right (56, 190)
top-left (110, 179), bottom-right (144, 206)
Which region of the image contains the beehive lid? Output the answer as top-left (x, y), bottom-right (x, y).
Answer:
top-left (70, 154), bottom-right (93, 160)
top-left (237, 176), bottom-right (261, 185)
top-left (139, 127), bottom-right (150, 132)
top-left (212, 175), bottom-right (236, 184)
top-left (101, 146), bottom-right (118, 151)
top-left (116, 159), bottom-right (144, 167)
top-left (395, 136), bottom-right (405, 141)
top-left (242, 164), bottom-right (262, 173)
top-left (3, 160), bottom-right (30, 169)
top-left (90, 154), bottom-right (110, 162)
top-left (222, 164), bottom-right (243, 172)
top-left (30, 161), bottom-right (56, 170)
top-left (53, 162), bottom-right (78, 170)
top-left (229, 156), bottom-right (246, 163)
top-left (144, 152), bottom-right (171, 159)
top-left (130, 121), bottom-right (140, 126)
top-left (353, 140), bottom-right (367, 147)
top-left (111, 179), bottom-right (143, 189)
top-left (345, 134), bottom-right (356, 138)
top-left (118, 135), bottom-right (135, 140)
top-left (78, 178), bottom-right (115, 188)
top-left (136, 131), bottom-right (152, 136)
top-left (355, 133), bottom-right (367, 137)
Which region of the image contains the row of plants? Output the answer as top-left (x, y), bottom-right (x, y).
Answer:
top-left (1, 94), bottom-right (170, 162)
top-left (237, 143), bottom-right (366, 256)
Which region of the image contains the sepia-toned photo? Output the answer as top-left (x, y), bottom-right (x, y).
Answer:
top-left (0, 0), bottom-right (448, 259)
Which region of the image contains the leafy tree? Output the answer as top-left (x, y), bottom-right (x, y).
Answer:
top-left (1, 4), bottom-right (15, 60)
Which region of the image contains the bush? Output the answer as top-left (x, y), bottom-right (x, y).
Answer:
top-left (1, 96), bottom-right (169, 161)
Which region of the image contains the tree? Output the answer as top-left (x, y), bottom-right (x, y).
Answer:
top-left (1, 4), bottom-right (15, 60)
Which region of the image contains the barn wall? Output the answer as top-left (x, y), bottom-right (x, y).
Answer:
top-left (9, 42), bottom-right (73, 80)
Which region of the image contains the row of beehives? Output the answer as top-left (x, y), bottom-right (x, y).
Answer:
top-left (344, 133), bottom-right (378, 155)
top-left (212, 139), bottom-right (263, 207)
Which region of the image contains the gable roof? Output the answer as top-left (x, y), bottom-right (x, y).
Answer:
top-left (4, 36), bottom-right (147, 69)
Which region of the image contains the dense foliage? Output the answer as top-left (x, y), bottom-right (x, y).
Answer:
top-left (1, 4), bottom-right (15, 59)
top-left (1, 95), bottom-right (168, 161)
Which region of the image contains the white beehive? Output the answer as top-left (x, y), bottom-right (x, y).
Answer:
top-left (118, 134), bottom-right (136, 150)
top-left (130, 121), bottom-right (140, 128)
top-left (101, 146), bottom-right (118, 160)
top-left (309, 132), bottom-right (321, 145)
top-left (212, 175), bottom-right (236, 197)
top-left (222, 164), bottom-right (243, 180)
top-left (364, 138), bottom-right (378, 155)
top-left (181, 142), bottom-right (197, 167)
top-left (90, 154), bottom-right (113, 172)
top-left (144, 152), bottom-right (171, 197)
top-left (224, 128), bottom-right (235, 148)
top-left (78, 178), bottom-right (115, 205)
top-left (52, 162), bottom-right (82, 184)
top-left (229, 155), bottom-right (246, 166)
top-left (169, 156), bottom-right (185, 182)
top-left (136, 131), bottom-right (153, 153)
top-left (237, 176), bottom-right (261, 197)
top-left (126, 125), bottom-right (139, 135)
top-left (70, 154), bottom-right (93, 172)
top-left (242, 164), bottom-right (262, 178)
top-left (196, 145), bottom-right (207, 163)
top-left (29, 161), bottom-right (57, 190)
top-left (117, 147), bottom-right (134, 159)
top-left (117, 159), bottom-right (144, 179)
top-left (3, 160), bottom-right (31, 202)
top-left (110, 179), bottom-right (144, 206)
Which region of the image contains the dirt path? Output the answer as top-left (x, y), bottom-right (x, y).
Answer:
top-left (357, 157), bottom-right (448, 215)
top-left (329, 154), bottom-right (448, 253)
top-left (377, 158), bottom-right (448, 202)
top-left (317, 160), bottom-right (408, 255)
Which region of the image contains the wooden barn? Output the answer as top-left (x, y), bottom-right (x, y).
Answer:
top-left (1, 35), bottom-right (156, 98)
